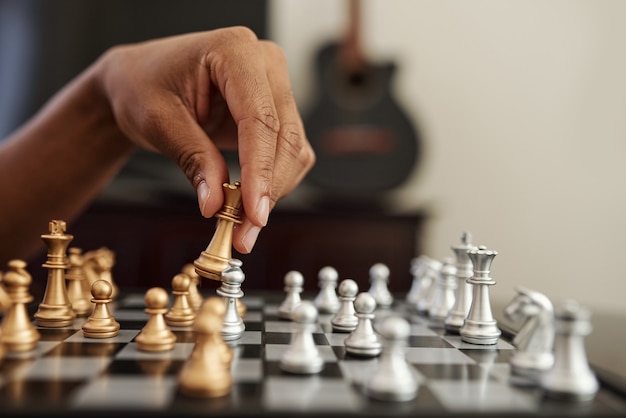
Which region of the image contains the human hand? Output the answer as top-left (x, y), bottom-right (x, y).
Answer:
top-left (96, 26), bottom-right (315, 253)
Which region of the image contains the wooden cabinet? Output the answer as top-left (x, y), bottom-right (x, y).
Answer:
top-left (27, 197), bottom-right (427, 297)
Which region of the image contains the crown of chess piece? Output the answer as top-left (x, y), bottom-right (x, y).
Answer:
top-left (217, 258), bottom-right (246, 341)
top-left (365, 315), bottom-right (419, 402)
top-left (331, 278), bottom-right (359, 332)
top-left (314, 265), bottom-right (340, 314)
top-left (181, 263), bottom-right (204, 311)
top-left (504, 286), bottom-right (555, 385)
top-left (65, 247), bottom-right (92, 317)
top-left (0, 259), bottom-right (41, 352)
top-left (34, 220), bottom-right (76, 327)
top-left (344, 292), bottom-right (382, 357)
top-left (540, 299), bottom-right (599, 402)
top-left (279, 300), bottom-right (324, 374)
top-left (367, 263), bottom-right (393, 308)
top-left (165, 274), bottom-right (196, 327)
top-left (135, 287), bottom-right (177, 352)
top-left (178, 296), bottom-right (233, 398)
top-left (81, 280), bottom-right (120, 338)
top-left (194, 182), bottom-right (243, 281)
top-left (444, 232), bottom-right (477, 333)
top-left (459, 245), bottom-right (501, 345)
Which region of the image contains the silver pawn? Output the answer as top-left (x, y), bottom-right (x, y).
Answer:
top-left (459, 246), bottom-right (501, 345)
top-left (344, 292), bottom-right (382, 357)
top-left (365, 315), bottom-right (418, 402)
top-left (331, 279), bottom-right (359, 332)
top-left (428, 257), bottom-right (457, 326)
top-left (314, 266), bottom-right (340, 314)
top-left (406, 256), bottom-right (430, 307)
top-left (416, 257), bottom-right (443, 315)
top-left (278, 270), bottom-right (304, 320)
top-left (217, 258), bottom-right (245, 341)
top-left (445, 232), bottom-right (478, 333)
top-left (367, 263), bottom-right (393, 308)
top-left (279, 300), bottom-right (324, 374)
top-left (541, 300), bottom-right (598, 402)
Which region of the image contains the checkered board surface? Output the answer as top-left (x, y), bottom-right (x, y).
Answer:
top-left (1, 293), bottom-right (625, 417)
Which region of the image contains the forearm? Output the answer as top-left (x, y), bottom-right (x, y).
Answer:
top-left (0, 58), bottom-right (135, 265)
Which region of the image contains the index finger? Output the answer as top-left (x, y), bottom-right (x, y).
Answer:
top-left (207, 27), bottom-right (278, 228)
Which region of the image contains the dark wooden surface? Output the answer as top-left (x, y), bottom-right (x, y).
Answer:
top-left (26, 197), bottom-right (427, 300)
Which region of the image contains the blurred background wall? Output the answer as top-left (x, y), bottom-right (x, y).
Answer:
top-left (1, 0), bottom-right (625, 316)
top-left (270, 0), bottom-right (626, 315)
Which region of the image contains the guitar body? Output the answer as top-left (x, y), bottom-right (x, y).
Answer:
top-left (303, 42), bottom-right (422, 198)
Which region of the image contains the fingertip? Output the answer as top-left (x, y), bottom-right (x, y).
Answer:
top-left (196, 179), bottom-right (223, 218)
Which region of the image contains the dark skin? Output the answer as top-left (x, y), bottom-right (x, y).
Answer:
top-left (0, 27), bottom-right (315, 266)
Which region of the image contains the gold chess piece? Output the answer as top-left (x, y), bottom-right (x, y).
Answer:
top-left (65, 247), bottom-right (92, 317)
top-left (82, 280), bottom-right (120, 338)
top-left (34, 220), bottom-right (76, 327)
top-left (83, 247), bottom-right (119, 300)
top-left (135, 287), bottom-right (177, 352)
top-left (164, 274), bottom-right (196, 327)
top-left (0, 260), bottom-right (40, 352)
top-left (178, 296), bottom-right (233, 398)
top-left (194, 182), bottom-right (243, 281)
top-left (181, 263), bottom-right (203, 311)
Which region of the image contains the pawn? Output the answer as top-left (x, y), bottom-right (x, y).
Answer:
top-left (541, 300), bottom-right (599, 402)
top-left (0, 259), bottom-right (41, 352)
top-left (331, 279), bottom-right (359, 332)
top-left (428, 257), bottom-right (457, 325)
top-left (165, 274), bottom-right (196, 327)
top-left (365, 315), bottom-right (418, 402)
top-left (181, 263), bottom-right (204, 311)
top-left (279, 300), bottom-right (324, 374)
top-left (367, 263), bottom-right (393, 308)
top-left (135, 287), bottom-right (177, 352)
top-left (344, 292), bottom-right (382, 357)
top-left (314, 266), bottom-right (340, 314)
top-left (82, 280), bottom-right (120, 338)
top-left (278, 270), bottom-right (304, 320)
top-left (65, 248), bottom-right (92, 317)
top-left (178, 297), bottom-right (233, 398)
top-left (225, 259), bottom-right (247, 318)
top-left (217, 258), bottom-right (246, 341)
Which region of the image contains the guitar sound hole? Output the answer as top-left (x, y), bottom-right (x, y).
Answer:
top-left (348, 71), bottom-right (366, 86)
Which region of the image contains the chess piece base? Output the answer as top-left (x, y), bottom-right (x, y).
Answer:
top-left (460, 319), bottom-right (501, 345)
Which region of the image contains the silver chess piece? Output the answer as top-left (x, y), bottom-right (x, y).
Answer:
top-left (365, 315), bottom-right (418, 402)
top-left (406, 256), bottom-right (431, 307)
top-left (344, 292), bottom-right (382, 357)
top-left (279, 300), bottom-right (324, 374)
top-left (331, 279), bottom-right (359, 332)
top-left (314, 266), bottom-right (340, 314)
top-left (415, 256), bottom-right (443, 315)
top-left (428, 257), bottom-right (457, 326)
top-left (217, 258), bottom-right (246, 341)
top-left (459, 246), bottom-right (501, 345)
top-left (278, 270), bottom-right (304, 320)
top-left (444, 232), bottom-right (477, 333)
top-left (367, 263), bottom-right (393, 308)
top-left (541, 300), bottom-right (598, 402)
top-left (504, 286), bottom-right (555, 385)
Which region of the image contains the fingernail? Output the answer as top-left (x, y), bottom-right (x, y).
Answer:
top-left (197, 181), bottom-right (210, 217)
top-left (242, 225), bottom-right (261, 253)
top-left (256, 196), bottom-right (270, 226)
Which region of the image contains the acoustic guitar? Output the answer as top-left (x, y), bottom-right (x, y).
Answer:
top-left (302, 0), bottom-right (422, 202)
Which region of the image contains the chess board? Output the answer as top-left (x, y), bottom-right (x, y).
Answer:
top-left (1, 292), bottom-right (625, 417)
